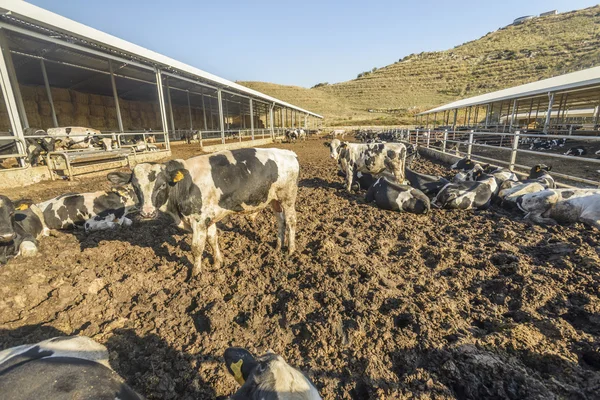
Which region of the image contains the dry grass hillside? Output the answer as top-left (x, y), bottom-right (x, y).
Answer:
top-left (240, 6), bottom-right (600, 125)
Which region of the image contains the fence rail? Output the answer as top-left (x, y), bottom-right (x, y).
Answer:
top-left (399, 128), bottom-right (600, 188)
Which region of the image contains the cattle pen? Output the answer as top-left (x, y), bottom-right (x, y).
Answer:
top-left (412, 66), bottom-right (600, 188)
top-left (0, 0), bottom-right (322, 187)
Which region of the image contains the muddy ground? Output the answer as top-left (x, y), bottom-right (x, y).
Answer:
top-left (1, 139), bottom-right (599, 399)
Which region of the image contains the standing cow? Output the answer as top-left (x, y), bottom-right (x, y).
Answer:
top-left (324, 139), bottom-right (407, 192)
top-left (107, 148), bottom-right (299, 276)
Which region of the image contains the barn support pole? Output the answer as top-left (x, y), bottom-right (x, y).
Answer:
top-left (526, 98), bottom-right (534, 129)
top-left (509, 130), bottom-right (520, 171)
top-left (186, 90), bottom-right (193, 132)
top-left (224, 98), bottom-right (230, 132)
top-left (425, 113), bottom-right (429, 129)
top-left (249, 98), bottom-right (255, 140)
top-left (217, 89), bottom-right (225, 144)
top-left (473, 107), bottom-right (479, 129)
top-left (534, 97), bottom-right (541, 128)
top-left (270, 102), bottom-right (275, 138)
top-left (543, 92), bottom-right (555, 134)
top-left (593, 105), bottom-right (600, 131)
top-left (467, 130), bottom-right (474, 159)
top-left (451, 109), bottom-right (458, 140)
top-left (208, 94), bottom-right (214, 130)
top-left (0, 29), bottom-right (28, 130)
top-left (433, 112), bottom-right (437, 129)
top-left (154, 68), bottom-right (170, 149)
top-left (0, 28), bottom-right (26, 166)
top-left (485, 104), bottom-right (491, 128)
top-left (40, 58), bottom-right (58, 128)
top-left (508, 99), bottom-right (518, 133)
top-left (108, 60), bottom-right (124, 133)
top-left (200, 87), bottom-right (208, 131)
top-left (165, 77), bottom-right (176, 134)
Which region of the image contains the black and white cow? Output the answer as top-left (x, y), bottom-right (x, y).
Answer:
top-left (324, 139), bottom-right (407, 193)
top-left (286, 129), bottom-right (299, 143)
top-left (365, 178), bottom-right (430, 214)
top-left (36, 186), bottom-right (138, 231)
top-left (0, 336), bottom-right (144, 400)
top-left (564, 146), bottom-right (587, 156)
top-left (224, 347), bottom-right (321, 400)
top-left (0, 196), bottom-right (47, 264)
top-left (450, 158), bottom-right (477, 171)
top-left (497, 164), bottom-right (555, 209)
top-left (527, 164), bottom-right (555, 188)
top-left (107, 148), bottom-right (299, 275)
top-left (298, 129), bottom-right (307, 141)
top-left (47, 126), bottom-right (101, 150)
top-left (404, 168), bottom-right (450, 199)
top-left (432, 170), bottom-right (498, 210)
top-left (517, 189), bottom-right (600, 229)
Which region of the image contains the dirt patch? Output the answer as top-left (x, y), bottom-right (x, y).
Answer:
top-left (1, 139), bottom-right (599, 399)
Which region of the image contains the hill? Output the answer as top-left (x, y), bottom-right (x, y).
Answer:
top-left (240, 5), bottom-right (600, 125)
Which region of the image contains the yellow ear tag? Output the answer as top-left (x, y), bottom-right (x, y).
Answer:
top-left (172, 171), bottom-right (184, 183)
top-left (230, 359), bottom-right (245, 385)
top-left (535, 167), bottom-right (540, 172)
top-left (16, 204), bottom-right (30, 210)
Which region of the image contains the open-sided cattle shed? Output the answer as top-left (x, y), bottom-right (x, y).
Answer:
top-left (0, 0), bottom-right (323, 173)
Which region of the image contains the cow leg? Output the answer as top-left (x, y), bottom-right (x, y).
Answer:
top-left (191, 220), bottom-right (207, 276)
top-left (345, 164), bottom-right (354, 193)
top-left (271, 200), bottom-right (285, 251)
top-left (526, 212), bottom-right (558, 226)
top-left (283, 201), bottom-right (297, 255)
top-left (18, 240), bottom-right (38, 257)
top-left (206, 223), bottom-right (223, 268)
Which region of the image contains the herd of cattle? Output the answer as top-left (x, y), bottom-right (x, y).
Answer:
top-left (0, 126), bottom-right (158, 168)
top-left (0, 134), bottom-right (599, 398)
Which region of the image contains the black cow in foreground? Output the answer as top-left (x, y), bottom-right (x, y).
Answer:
top-left (107, 148), bottom-right (300, 276)
top-left (365, 178), bottom-right (430, 214)
top-left (405, 168), bottom-right (450, 198)
top-left (0, 196), bottom-right (47, 264)
top-left (564, 146), bottom-right (587, 156)
top-left (224, 347), bottom-right (322, 399)
top-left (0, 336), bottom-right (144, 400)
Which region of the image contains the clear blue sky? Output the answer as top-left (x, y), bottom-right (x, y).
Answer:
top-left (29, 0), bottom-right (598, 88)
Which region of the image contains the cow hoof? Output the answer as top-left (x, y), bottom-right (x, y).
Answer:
top-left (19, 241), bottom-right (38, 257)
top-left (287, 245), bottom-right (296, 255)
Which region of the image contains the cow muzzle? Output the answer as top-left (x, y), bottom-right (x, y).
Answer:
top-left (0, 231), bottom-right (15, 242)
top-left (139, 209), bottom-right (158, 220)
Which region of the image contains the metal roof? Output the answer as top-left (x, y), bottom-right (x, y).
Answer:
top-left (0, 0), bottom-right (323, 118)
top-left (419, 66), bottom-right (600, 115)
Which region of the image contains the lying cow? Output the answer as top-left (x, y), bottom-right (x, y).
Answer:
top-left (0, 196), bottom-right (47, 264)
top-left (47, 126), bottom-right (101, 150)
top-left (497, 164), bottom-right (555, 209)
top-left (432, 170), bottom-right (498, 210)
top-left (365, 178), bottom-right (430, 214)
top-left (0, 336), bottom-right (144, 400)
top-left (405, 168), bottom-right (450, 198)
top-left (517, 189), bottom-right (600, 229)
top-left (564, 146), bottom-right (587, 156)
top-left (298, 129), bottom-right (307, 141)
top-left (107, 148), bottom-right (299, 275)
top-left (224, 347), bottom-right (321, 399)
top-left (527, 164), bottom-right (555, 188)
top-left (330, 129), bottom-right (346, 139)
top-left (450, 158), bottom-right (477, 171)
top-left (325, 139), bottom-right (407, 193)
top-left (37, 186), bottom-right (138, 231)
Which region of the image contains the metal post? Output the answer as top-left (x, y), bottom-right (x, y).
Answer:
top-left (426, 128), bottom-right (431, 147)
top-left (208, 94), bottom-right (214, 130)
top-left (593, 105), bottom-right (600, 131)
top-left (473, 107), bottom-right (479, 129)
top-left (508, 99), bottom-right (517, 132)
top-left (0, 30), bottom-right (28, 129)
top-left (249, 98), bottom-right (254, 140)
top-left (467, 130), bottom-right (474, 158)
top-left (217, 89), bottom-right (225, 144)
top-left (526, 98), bottom-right (534, 129)
top-left (40, 59), bottom-right (58, 128)
top-left (485, 104), bottom-right (491, 129)
top-left (154, 68), bottom-right (170, 149)
top-left (509, 130), bottom-right (520, 171)
top-left (442, 129), bottom-right (448, 153)
top-left (186, 90), bottom-right (193, 132)
top-left (544, 92), bottom-right (555, 134)
top-left (451, 109), bottom-right (458, 140)
top-left (466, 106), bottom-right (472, 127)
top-left (224, 97), bottom-right (229, 131)
top-left (200, 87), bottom-right (208, 131)
top-left (0, 29), bottom-right (25, 166)
top-left (107, 60), bottom-right (125, 133)
top-left (165, 77), bottom-right (175, 132)
top-left (270, 102), bottom-right (275, 139)
top-left (425, 113), bottom-right (429, 128)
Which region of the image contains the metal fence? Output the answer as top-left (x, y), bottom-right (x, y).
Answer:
top-left (403, 128), bottom-right (600, 188)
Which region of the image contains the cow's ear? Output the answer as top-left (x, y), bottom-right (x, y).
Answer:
top-left (14, 199), bottom-right (33, 211)
top-left (224, 348), bottom-right (258, 386)
top-left (547, 166), bottom-right (552, 171)
top-left (107, 171), bottom-right (132, 185)
top-left (323, 142), bottom-right (330, 147)
top-left (169, 169), bottom-right (186, 184)
top-left (535, 166), bottom-right (541, 172)
top-left (465, 159), bottom-right (473, 165)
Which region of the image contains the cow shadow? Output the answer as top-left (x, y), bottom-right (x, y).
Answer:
top-left (0, 325), bottom-right (221, 399)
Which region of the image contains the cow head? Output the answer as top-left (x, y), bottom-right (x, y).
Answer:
top-left (323, 139), bottom-right (343, 160)
top-left (224, 347), bottom-right (319, 399)
top-left (529, 164), bottom-right (552, 179)
top-left (0, 195), bottom-right (16, 243)
top-left (107, 160), bottom-right (200, 220)
top-left (450, 158), bottom-right (475, 171)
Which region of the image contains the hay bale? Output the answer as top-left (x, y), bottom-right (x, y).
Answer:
top-left (74, 103), bottom-right (90, 115)
top-left (73, 115), bottom-right (90, 127)
top-left (89, 94), bottom-right (104, 106)
top-left (89, 115), bottom-right (106, 129)
top-left (102, 96), bottom-right (115, 108)
top-left (35, 86), bottom-right (48, 100)
top-left (39, 102), bottom-right (52, 117)
top-left (130, 109), bottom-right (140, 119)
top-left (120, 100), bottom-right (130, 110)
top-left (19, 85), bottom-right (38, 102)
top-left (51, 88), bottom-right (71, 102)
top-left (106, 107), bottom-right (118, 121)
top-left (57, 113), bottom-right (75, 126)
top-left (90, 105), bottom-right (106, 118)
top-left (71, 90), bottom-right (90, 104)
top-left (54, 101), bottom-right (74, 115)
top-left (40, 115), bottom-right (54, 130)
